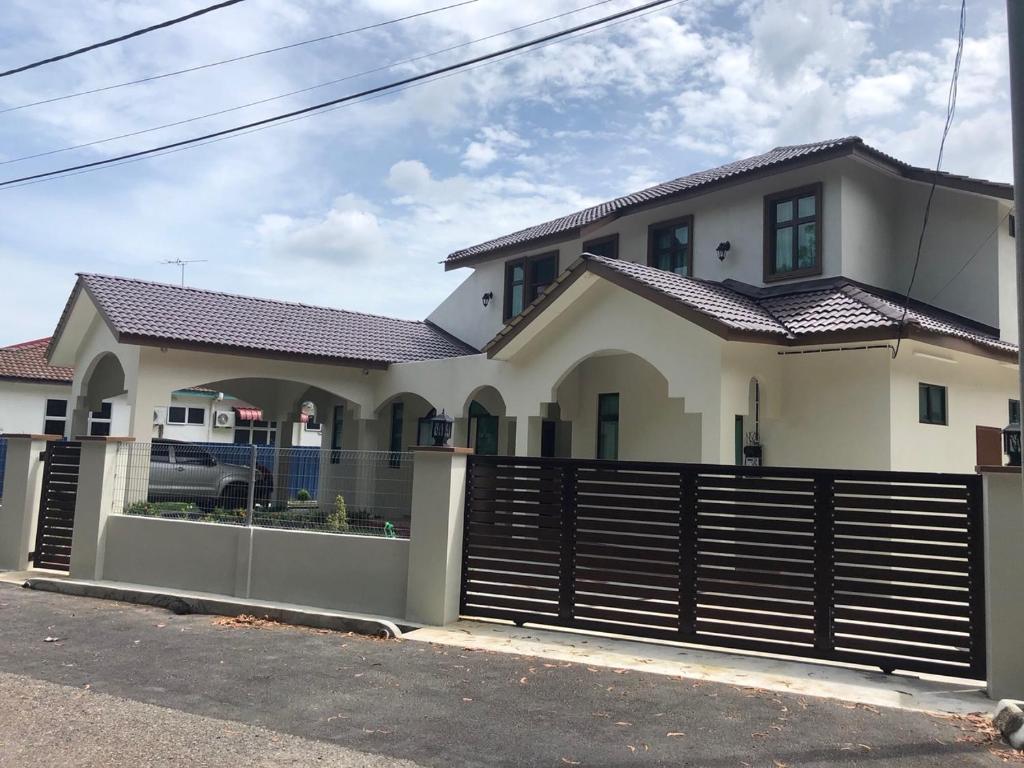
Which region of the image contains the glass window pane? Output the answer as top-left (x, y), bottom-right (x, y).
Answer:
top-left (45, 399), bottom-right (67, 418)
top-left (673, 224), bottom-right (689, 245)
top-left (774, 227), bottom-right (794, 272)
top-left (775, 200), bottom-right (793, 223)
top-left (1010, 399), bottom-right (1021, 424)
top-left (90, 421), bottom-right (111, 437)
top-left (168, 406), bottom-right (186, 423)
top-left (584, 237), bottom-right (617, 259)
top-left (187, 408), bottom-right (205, 425)
top-left (233, 430), bottom-right (249, 444)
top-left (252, 430), bottom-right (268, 445)
top-left (511, 284), bottom-right (524, 315)
top-left (532, 255), bottom-right (557, 287)
top-left (512, 264), bottom-right (525, 282)
top-left (44, 419), bottom-right (65, 436)
top-left (930, 387), bottom-right (946, 423)
top-left (919, 386), bottom-right (929, 422)
top-left (599, 393), bottom-right (619, 417)
top-left (798, 195), bottom-right (816, 218)
top-left (598, 422), bottom-right (619, 460)
top-left (797, 222), bottom-right (817, 268)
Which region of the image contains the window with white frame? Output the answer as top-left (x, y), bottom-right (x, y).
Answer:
top-left (167, 406), bottom-right (206, 425)
top-left (89, 401), bottom-right (113, 437)
top-left (233, 418), bottom-right (277, 445)
top-left (43, 398), bottom-right (67, 436)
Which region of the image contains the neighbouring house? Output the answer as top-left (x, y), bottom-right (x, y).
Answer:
top-left (43, 136), bottom-right (1018, 474)
top-left (0, 337), bottom-right (321, 446)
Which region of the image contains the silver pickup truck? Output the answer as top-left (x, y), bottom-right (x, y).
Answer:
top-left (147, 439), bottom-right (273, 510)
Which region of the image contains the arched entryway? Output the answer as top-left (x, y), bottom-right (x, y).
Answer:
top-left (461, 386), bottom-right (510, 456)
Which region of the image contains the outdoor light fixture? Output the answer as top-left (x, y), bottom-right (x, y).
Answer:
top-left (430, 409), bottom-right (454, 447)
top-left (481, 291), bottom-right (494, 308)
top-left (716, 241), bottom-right (731, 261)
top-left (1003, 419), bottom-right (1021, 466)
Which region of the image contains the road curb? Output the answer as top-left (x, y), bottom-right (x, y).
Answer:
top-left (22, 578), bottom-right (405, 639)
top-left (994, 699), bottom-right (1024, 750)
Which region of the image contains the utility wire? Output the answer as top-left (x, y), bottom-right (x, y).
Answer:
top-left (0, 0), bottom-right (678, 189)
top-left (1, 0), bottom-right (618, 166)
top-left (928, 210), bottom-right (1011, 302)
top-left (0, 0), bottom-right (249, 79)
top-left (893, 0), bottom-right (966, 359)
top-left (0, 0), bottom-right (479, 114)
top-left (0, 0), bottom-right (691, 191)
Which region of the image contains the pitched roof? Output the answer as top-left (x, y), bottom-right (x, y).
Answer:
top-left (485, 255), bottom-right (1017, 359)
top-left (63, 274), bottom-right (477, 367)
top-left (0, 337), bottom-right (73, 383)
top-left (447, 137), bottom-right (1013, 268)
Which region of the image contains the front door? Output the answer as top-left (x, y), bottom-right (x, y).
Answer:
top-left (474, 415), bottom-right (499, 456)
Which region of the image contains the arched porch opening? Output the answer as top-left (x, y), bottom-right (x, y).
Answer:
top-left (70, 352), bottom-right (127, 438)
top-left (551, 350), bottom-right (699, 462)
top-left (459, 386), bottom-right (511, 456)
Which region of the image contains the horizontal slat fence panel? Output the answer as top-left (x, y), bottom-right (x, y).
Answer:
top-left (33, 441), bottom-right (82, 572)
top-left (460, 456), bottom-right (986, 680)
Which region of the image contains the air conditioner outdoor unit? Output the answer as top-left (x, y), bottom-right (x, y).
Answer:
top-left (213, 409), bottom-right (235, 429)
top-left (153, 406), bottom-right (167, 426)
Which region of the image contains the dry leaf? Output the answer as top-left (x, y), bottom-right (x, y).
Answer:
top-left (666, 732), bottom-right (685, 737)
top-left (560, 759), bottom-right (580, 766)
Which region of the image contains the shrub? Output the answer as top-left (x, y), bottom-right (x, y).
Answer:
top-left (325, 494), bottom-right (349, 533)
top-left (296, 488), bottom-right (312, 502)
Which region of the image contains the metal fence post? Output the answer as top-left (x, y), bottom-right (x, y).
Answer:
top-left (813, 474), bottom-right (835, 657)
top-left (678, 469), bottom-right (698, 639)
top-left (245, 444), bottom-right (257, 526)
top-left (557, 463), bottom-right (577, 625)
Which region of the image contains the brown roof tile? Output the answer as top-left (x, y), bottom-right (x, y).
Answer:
top-left (76, 274), bottom-right (477, 365)
top-left (447, 137), bottom-right (1012, 266)
top-left (485, 255), bottom-right (1017, 358)
top-left (0, 337), bottom-right (73, 383)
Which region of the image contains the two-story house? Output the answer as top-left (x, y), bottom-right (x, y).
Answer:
top-left (45, 137), bottom-right (1018, 473)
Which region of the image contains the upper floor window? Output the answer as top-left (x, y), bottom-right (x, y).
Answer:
top-left (648, 216), bottom-right (692, 276)
top-left (583, 233), bottom-right (619, 260)
top-left (504, 251), bottom-right (558, 319)
top-left (764, 183), bottom-right (822, 281)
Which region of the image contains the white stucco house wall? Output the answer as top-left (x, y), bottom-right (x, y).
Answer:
top-left (40, 136), bottom-right (1017, 474)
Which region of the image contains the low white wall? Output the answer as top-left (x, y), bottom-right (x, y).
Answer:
top-left (101, 515), bottom-right (409, 619)
top-left (103, 515), bottom-right (241, 596)
top-left (249, 528), bottom-right (408, 618)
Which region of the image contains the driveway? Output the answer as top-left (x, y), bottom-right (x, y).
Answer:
top-left (0, 581), bottom-right (1014, 767)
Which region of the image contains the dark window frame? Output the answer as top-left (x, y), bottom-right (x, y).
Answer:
top-left (389, 401), bottom-right (404, 467)
top-left (919, 383), bottom-right (948, 426)
top-left (596, 392), bottom-right (620, 461)
top-left (1010, 398), bottom-right (1020, 424)
top-left (88, 400), bottom-right (113, 437)
top-left (763, 182), bottom-right (823, 282)
top-left (503, 250), bottom-right (559, 320)
top-left (647, 214), bottom-right (694, 276)
top-left (43, 398), bottom-right (68, 437)
top-left (582, 233), bottom-right (619, 260)
top-left (167, 405), bottom-right (205, 426)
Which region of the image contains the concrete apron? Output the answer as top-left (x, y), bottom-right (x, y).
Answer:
top-left (405, 619), bottom-right (992, 715)
top-left (0, 571), bottom-right (407, 638)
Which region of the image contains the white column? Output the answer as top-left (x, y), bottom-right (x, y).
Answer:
top-left (512, 415), bottom-right (542, 457)
top-left (0, 435), bottom-right (56, 570)
top-left (69, 438), bottom-right (132, 581)
top-left (405, 447), bottom-right (471, 625)
top-left (981, 469), bottom-right (1024, 700)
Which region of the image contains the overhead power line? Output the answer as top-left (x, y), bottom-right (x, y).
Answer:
top-left (893, 0), bottom-right (966, 359)
top-left (1, 0), bottom-right (619, 167)
top-left (0, 0), bottom-right (680, 189)
top-left (0, 0), bottom-right (250, 79)
top-left (0, 0), bottom-right (480, 114)
top-left (2, 0), bottom-right (691, 192)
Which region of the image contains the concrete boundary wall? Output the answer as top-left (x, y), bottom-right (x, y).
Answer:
top-left (102, 516), bottom-right (410, 619)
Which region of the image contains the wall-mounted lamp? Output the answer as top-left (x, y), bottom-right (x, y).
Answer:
top-left (481, 291), bottom-right (494, 308)
top-left (716, 241), bottom-right (731, 261)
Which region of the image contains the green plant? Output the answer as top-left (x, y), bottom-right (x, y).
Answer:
top-left (325, 494), bottom-right (349, 533)
top-left (296, 488), bottom-right (312, 502)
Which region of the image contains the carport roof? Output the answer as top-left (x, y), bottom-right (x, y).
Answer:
top-left (485, 254), bottom-right (1018, 360)
top-left (53, 274), bottom-right (478, 367)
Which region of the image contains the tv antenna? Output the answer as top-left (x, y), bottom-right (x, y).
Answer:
top-left (161, 258), bottom-right (207, 286)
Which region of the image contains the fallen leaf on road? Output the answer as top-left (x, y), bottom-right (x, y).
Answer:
top-left (773, 761), bottom-right (789, 767)
top-left (519, 677), bottom-right (528, 685)
top-left (462, 698), bottom-right (473, 702)
top-left (614, 722), bottom-right (631, 727)
top-left (666, 732), bottom-right (685, 737)
top-left (560, 758), bottom-right (580, 765)
top-left (44, 636), bottom-right (61, 643)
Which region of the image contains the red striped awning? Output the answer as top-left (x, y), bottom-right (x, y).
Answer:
top-left (300, 413), bottom-right (310, 423)
top-left (234, 407), bottom-right (263, 421)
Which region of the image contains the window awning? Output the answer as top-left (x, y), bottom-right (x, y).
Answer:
top-left (234, 407), bottom-right (263, 421)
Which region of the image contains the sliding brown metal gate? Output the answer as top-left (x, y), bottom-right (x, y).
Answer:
top-left (33, 441), bottom-right (82, 572)
top-left (460, 456), bottom-right (986, 679)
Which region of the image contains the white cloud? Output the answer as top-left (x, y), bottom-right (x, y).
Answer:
top-left (256, 194), bottom-right (385, 264)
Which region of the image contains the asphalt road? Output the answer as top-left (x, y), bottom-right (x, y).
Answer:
top-left (0, 581), bottom-right (1012, 767)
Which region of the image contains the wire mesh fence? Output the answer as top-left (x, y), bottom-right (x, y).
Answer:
top-left (112, 441), bottom-right (414, 538)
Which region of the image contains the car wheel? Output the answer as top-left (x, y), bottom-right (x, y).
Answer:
top-left (219, 483), bottom-right (248, 512)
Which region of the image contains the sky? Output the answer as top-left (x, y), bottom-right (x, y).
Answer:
top-left (0, 0), bottom-right (1014, 346)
